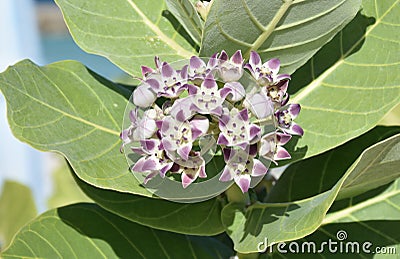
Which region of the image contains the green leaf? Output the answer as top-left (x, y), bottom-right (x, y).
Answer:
top-left (266, 126), bottom-right (400, 203)
top-left (165, 0), bottom-right (203, 46)
top-left (200, 0), bottom-right (361, 74)
top-left (0, 60), bottom-right (151, 197)
top-left (287, 0), bottom-right (400, 160)
top-left (73, 171), bottom-right (226, 235)
top-left (1, 203), bottom-right (234, 258)
top-left (0, 181), bottom-right (37, 251)
top-left (325, 178), bottom-right (400, 224)
top-left (222, 133), bottom-right (400, 253)
top-left (55, 0), bottom-right (196, 76)
top-left (261, 180), bottom-right (400, 258)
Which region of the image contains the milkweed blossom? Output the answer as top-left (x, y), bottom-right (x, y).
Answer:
top-left (121, 50), bottom-right (303, 193)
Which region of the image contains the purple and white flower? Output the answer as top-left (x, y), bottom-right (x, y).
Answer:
top-left (188, 53), bottom-right (219, 82)
top-left (130, 138), bottom-right (174, 184)
top-left (187, 73), bottom-right (225, 116)
top-left (219, 145), bottom-right (268, 193)
top-left (275, 104), bottom-right (304, 136)
top-left (170, 152), bottom-right (207, 188)
top-left (218, 50), bottom-right (244, 82)
top-left (120, 108), bottom-right (158, 148)
top-left (123, 51), bottom-right (305, 193)
top-left (217, 108), bottom-right (261, 149)
top-left (244, 51), bottom-right (290, 86)
top-left (244, 51), bottom-right (290, 105)
top-left (244, 90), bottom-right (274, 119)
top-left (259, 132), bottom-right (292, 164)
top-left (160, 115), bottom-right (209, 160)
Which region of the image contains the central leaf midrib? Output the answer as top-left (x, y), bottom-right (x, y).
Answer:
top-left (244, 0), bottom-right (294, 58)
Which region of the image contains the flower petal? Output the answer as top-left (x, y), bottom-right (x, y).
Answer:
top-left (234, 174), bottom-right (251, 193)
top-left (190, 116), bottom-right (210, 139)
top-left (141, 66), bottom-right (154, 77)
top-left (249, 124), bottom-right (261, 139)
top-left (161, 62), bottom-right (175, 78)
top-left (252, 159), bottom-right (268, 177)
top-left (190, 56), bottom-right (206, 70)
top-left (276, 132), bottom-right (292, 145)
top-left (177, 143), bottom-right (192, 161)
top-left (287, 122), bottom-right (304, 136)
top-left (274, 146), bottom-right (291, 160)
top-left (245, 92), bottom-right (274, 119)
top-left (181, 172), bottom-right (195, 188)
top-left (217, 133), bottom-right (230, 145)
top-left (266, 58), bottom-right (280, 74)
top-left (220, 82), bottom-right (246, 102)
top-left (219, 166), bottom-right (234, 182)
top-left (231, 50), bottom-right (243, 65)
top-left (133, 83), bottom-right (156, 108)
top-left (249, 51), bottom-right (261, 68)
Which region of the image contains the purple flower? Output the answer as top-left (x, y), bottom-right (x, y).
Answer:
top-left (187, 73), bottom-right (225, 116)
top-left (188, 53), bottom-right (219, 82)
top-left (259, 132), bottom-right (292, 164)
top-left (132, 79), bottom-right (158, 108)
top-left (219, 145), bottom-right (268, 193)
top-left (275, 104), bottom-right (304, 136)
top-left (245, 51), bottom-right (290, 85)
top-left (244, 90), bottom-right (274, 119)
top-left (170, 152), bottom-right (207, 188)
top-left (160, 115), bottom-right (209, 160)
top-left (151, 62), bottom-right (189, 98)
top-left (217, 108), bottom-right (261, 149)
top-left (244, 51), bottom-right (290, 105)
top-left (120, 108), bottom-right (158, 148)
top-left (130, 138), bottom-right (174, 184)
top-left (218, 50), bottom-right (244, 82)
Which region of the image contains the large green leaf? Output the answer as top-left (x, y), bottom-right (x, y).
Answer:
top-left (165, 0), bottom-right (203, 46)
top-left (0, 181), bottom-right (37, 251)
top-left (266, 126), bottom-right (400, 203)
top-left (0, 60), bottom-right (150, 197)
top-left (200, 0), bottom-right (361, 74)
top-left (222, 133), bottom-right (400, 253)
top-left (287, 0), bottom-right (400, 160)
top-left (73, 171), bottom-right (225, 235)
top-left (55, 0), bottom-right (196, 76)
top-left (1, 203), bottom-right (234, 258)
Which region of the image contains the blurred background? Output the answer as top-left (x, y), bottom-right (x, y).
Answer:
top-left (1, 0), bottom-right (400, 251)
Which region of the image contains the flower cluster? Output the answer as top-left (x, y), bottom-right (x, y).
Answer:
top-left (121, 50), bottom-right (303, 193)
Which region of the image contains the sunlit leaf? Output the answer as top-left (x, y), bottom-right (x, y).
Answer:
top-left (267, 126), bottom-right (400, 203)
top-left (165, 0), bottom-right (203, 46)
top-left (287, 0), bottom-right (400, 160)
top-left (200, 0), bottom-right (361, 74)
top-left (0, 60), bottom-right (149, 196)
top-left (55, 0), bottom-right (196, 76)
top-left (222, 133), bottom-right (400, 253)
